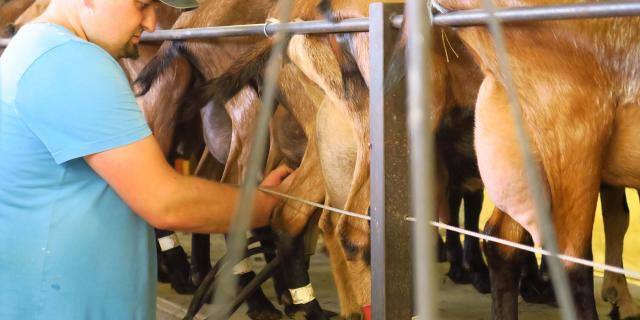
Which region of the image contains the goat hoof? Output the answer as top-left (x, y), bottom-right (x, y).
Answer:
top-left (172, 283), bottom-right (197, 295)
top-left (284, 300), bottom-right (331, 320)
top-left (323, 309), bottom-right (338, 318)
top-left (158, 246), bottom-right (197, 294)
top-left (157, 247), bottom-right (189, 282)
top-left (609, 304), bottom-right (640, 320)
top-left (247, 305), bottom-right (283, 320)
top-left (437, 239), bottom-right (447, 262)
top-left (447, 263), bottom-right (471, 284)
top-left (471, 270), bottom-right (491, 294)
top-left (610, 305), bottom-right (621, 320)
top-left (246, 288), bottom-right (283, 320)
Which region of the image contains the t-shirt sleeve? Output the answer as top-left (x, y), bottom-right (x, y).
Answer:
top-left (15, 41), bottom-right (151, 164)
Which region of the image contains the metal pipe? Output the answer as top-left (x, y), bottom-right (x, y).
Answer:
top-left (0, 2), bottom-right (638, 47)
top-left (139, 17), bottom-right (369, 42)
top-left (142, 1), bottom-right (640, 40)
top-left (369, 3), bottom-right (414, 319)
top-left (406, 0), bottom-right (438, 318)
top-left (479, 0), bottom-right (578, 319)
top-left (393, 1), bottom-right (640, 27)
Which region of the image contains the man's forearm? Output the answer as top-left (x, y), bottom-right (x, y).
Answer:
top-left (156, 174), bottom-right (274, 233)
top-left (84, 135), bottom-right (284, 233)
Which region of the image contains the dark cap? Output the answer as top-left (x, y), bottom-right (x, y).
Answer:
top-left (158, 0), bottom-right (199, 9)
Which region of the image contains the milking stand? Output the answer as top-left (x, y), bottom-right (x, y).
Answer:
top-left (370, 3), bottom-right (414, 320)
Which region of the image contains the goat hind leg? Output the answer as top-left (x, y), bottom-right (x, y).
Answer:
top-left (319, 209), bottom-right (361, 317)
top-left (600, 185), bottom-right (639, 319)
top-left (475, 75), bottom-right (602, 319)
top-left (274, 225), bottom-right (328, 320)
top-left (220, 234), bottom-right (282, 320)
top-left (190, 233), bottom-right (212, 287)
top-left (270, 140), bottom-right (329, 319)
top-left (446, 188), bottom-right (471, 284)
top-left (462, 190), bottom-right (491, 294)
top-left (484, 208), bottom-right (530, 320)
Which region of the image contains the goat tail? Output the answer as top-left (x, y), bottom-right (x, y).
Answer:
top-left (133, 41), bottom-right (194, 96)
top-left (315, 1), bottom-right (368, 96)
top-left (179, 38), bottom-right (275, 122)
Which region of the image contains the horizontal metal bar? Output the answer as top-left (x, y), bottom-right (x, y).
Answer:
top-left (0, 2), bottom-right (638, 46)
top-left (145, 1), bottom-right (640, 41)
top-left (139, 17), bottom-right (369, 41)
top-left (426, 1), bottom-right (640, 27)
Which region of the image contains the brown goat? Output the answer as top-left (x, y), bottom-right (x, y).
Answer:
top-left (0, 0), bottom-right (35, 37)
top-left (9, 0), bottom-right (45, 32)
top-left (284, 6), bottom-right (493, 315)
top-left (436, 0), bottom-right (640, 318)
top-left (198, 1), bottom-right (490, 316)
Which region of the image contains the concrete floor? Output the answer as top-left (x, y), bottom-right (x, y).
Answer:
top-left (156, 232), bottom-right (640, 320)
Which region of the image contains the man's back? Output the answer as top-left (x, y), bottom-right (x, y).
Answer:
top-left (0, 22), bottom-right (156, 320)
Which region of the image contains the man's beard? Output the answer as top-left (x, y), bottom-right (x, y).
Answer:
top-left (119, 40), bottom-right (140, 59)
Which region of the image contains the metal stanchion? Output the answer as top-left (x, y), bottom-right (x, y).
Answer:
top-left (406, 0), bottom-right (437, 319)
top-left (370, 3), bottom-right (413, 320)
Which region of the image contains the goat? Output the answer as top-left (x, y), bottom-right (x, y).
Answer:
top-left (437, 0), bottom-right (640, 318)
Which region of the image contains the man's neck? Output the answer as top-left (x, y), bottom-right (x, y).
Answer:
top-left (33, 1), bottom-right (88, 41)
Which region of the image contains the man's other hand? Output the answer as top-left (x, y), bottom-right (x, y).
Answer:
top-left (254, 164), bottom-right (297, 226)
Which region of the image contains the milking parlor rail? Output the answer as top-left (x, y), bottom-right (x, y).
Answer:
top-left (3, 2), bottom-right (640, 319)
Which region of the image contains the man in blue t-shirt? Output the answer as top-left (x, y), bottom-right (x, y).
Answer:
top-left (0, 0), bottom-right (295, 319)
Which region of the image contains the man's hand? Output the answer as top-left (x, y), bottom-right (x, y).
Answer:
top-left (261, 164), bottom-right (296, 190)
top-left (253, 164), bottom-right (297, 227)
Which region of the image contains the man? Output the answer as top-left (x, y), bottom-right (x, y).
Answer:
top-left (0, 0), bottom-right (295, 318)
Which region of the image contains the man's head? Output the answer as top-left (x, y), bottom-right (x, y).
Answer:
top-left (45, 0), bottom-right (198, 59)
top-left (77, 0), bottom-right (160, 59)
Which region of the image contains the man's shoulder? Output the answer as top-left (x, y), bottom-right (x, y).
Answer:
top-left (1, 23), bottom-right (116, 82)
top-left (1, 23), bottom-right (120, 104)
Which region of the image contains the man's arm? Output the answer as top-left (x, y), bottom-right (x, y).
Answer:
top-left (85, 135), bottom-right (293, 233)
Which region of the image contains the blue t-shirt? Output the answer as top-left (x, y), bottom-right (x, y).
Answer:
top-left (0, 23), bottom-right (156, 319)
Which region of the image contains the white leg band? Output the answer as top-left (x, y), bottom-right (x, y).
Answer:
top-left (232, 258), bottom-right (253, 275)
top-left (289, 283), bottom-right (315, 305)
top-left (158, 234), bottom-right (180, 252)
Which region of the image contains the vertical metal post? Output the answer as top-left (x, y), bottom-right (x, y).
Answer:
top-left (406, 0), bottom-right (438, 319)
top-left (370, 3), bottom-right (413, 320)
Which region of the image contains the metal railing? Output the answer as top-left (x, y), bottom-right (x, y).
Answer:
top-left (3, 2), bottom-right (640, 319)
top-left (3, 2), bottom-right (640, 46)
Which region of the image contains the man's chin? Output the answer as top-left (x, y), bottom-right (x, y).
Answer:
top-left (120, 44), bottom-right (140, 60)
